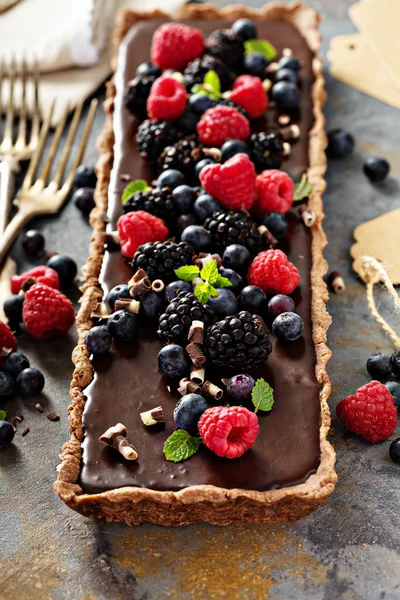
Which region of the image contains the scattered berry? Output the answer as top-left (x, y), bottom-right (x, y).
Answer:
top-left (22, 283), bottom-right (75, 340)
top-left (208, 288), bottom-right (238, 317)
top-left (74, 165), bottom-right (97, 189)
top-left (140, 291), bottom-right (164, 320)
top-left (136, 62), bottom-right (162, 77)
top-left (46, 255), bottom-right (78, 287)
top-left (240, 285), bottom-right (266, 313)
top-left (272, 311), bottom-right (304, 342)
top-left (220, 139), bottom-right (251, 162)
top-left (200, 153), bottom-right (256, 211)
top-left (366, 352), bottom-right (392, 380)
top-left (270, 81), bottom-right (299, 111)
top-left (2, 353), bottom-right (30, 380)
top-left (22, 229), bottom-right (45, 256)
top-left (205, 29), bottom-right (244, 70)
top-left (172, 185), bottom-right (197, 213)
top-left (189, 93), bottom-right (214, 115)
top-left (197, 106), bottom-right (250, 148)
top-left (223, 244), bottom-right (251, 274)
top-left (16, 367), bottom-right (44, 397)
top-left (326, 129), bottom-right (354, 159)
top-left (263, 212), bottom-right (288, 240)
top-left (156, 168), bottom-right (185, 190)
top-left (193, 194), bottom-right (222, 223)
top-left (181, 224), bottom-right (211, 251)
top-left (11, 266), bottom-right (60, 294)
top-left (177, 214), bottom-right (196, 235)
top-left (137, 119), bottom-right (183, 161)
top-left (336, 380), bottom-right (397, 443)
top-left (183, 55), bottom-right (233, 93)
top-left (198, 405), bottom-right (260, 458)
top-left (147, 76), bottom-right (187, 121)
top-left (107, 284), bottom-right (131, 311)
top-left (108, 310), bottom-right (139, 342)
top-left (249, 132), bottom-right (284, 172)
top-left (232, 18), bottom-right (257, 41)
top-left (247, 249), bottom-right (300, 295)
top-left (390, 350), bottom-right (400, 378)
top-left (165, 280), bottom-right (192, 302)
top-left (244, 52), bottom-right (269, 77)
top-left (3, 295), bottom-right (24, 326)
top-left (157, 344), bottom-right (191, 379)
top-left (158, 291), bottom-right (215, 346)
top-left (0, 420), bottom-right (14, 448)
top-left (117, 210), bottom-right (169, 258)
top-left (278, 55), bottom-right (301, 72)
top-left (389, 438), bottom-right (400, 463)
top-left (219, 268), bottom-right (244, 295)
top-left (363, 157), bottom-right (390, 182)
top-left (0, 322), bottom-right (17, 357)
top-left (275, 68), bottom-right (298, 84)
top-left (385, 381), bottom-right (400, 408)
top-left (226, 374), bottom-right (255, 402)
top-left (151, 23), bottom-right (205, 71)
top-left (72, 187), bottom-right (95, 217)
top-left (204, 211), bottom-right (262, 255)
top-left (86, 325), bottom-right (112, 355)
top-left (174, 393), bottom-right (208, 431)
top-left (254, 169), bottom-right (294, 216)
top-left (268, 294), bottom-right (295, 317)
top-left (0, 372), bottom-right (14, 397)
top-left (230, 75), bottom-right (268, 119)
top-left (133, 241), bottom-right (194, 282)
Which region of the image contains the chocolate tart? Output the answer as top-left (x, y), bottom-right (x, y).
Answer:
top-left (54, 2), bottom-right (337, 525)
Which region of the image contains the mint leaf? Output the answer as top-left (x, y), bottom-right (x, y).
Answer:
top-left (194, 281), bottom-right (212, 304)
top-left (122, 179), bottom-right (151, 204)
top-left (174, 265), bottom-right (200, 282)
top-left (163, 430), bottom-right (200, 462)
top-left (200, 260), bottom-right (219, 285)
top-left (294, 174), bottom-right (312, 201)
top-left (204, 70), bottom-right (221, 99)
top-left (191, 83), bottom-right (204, 94)
top-left (244, 39), bottom-right (277, 61)
top-left (0, 410), bottom-right (6, 421)
top-left (251, 378), bottom-right (274, 413)
top-left (208, 285), bottom-right (219, 297)
top-left (214, 275), bottom-right (232, 288)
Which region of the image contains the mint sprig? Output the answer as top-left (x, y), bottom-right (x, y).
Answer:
top-left (200, 260), bottom-right (219, 285)
top-left (121, 179), bottom-right (151, 204)
top-left (0, 410), bottom-right (6, 421)
top-left (174, 265), bottom-right (200, 282)
top-left (163, 430), bottom-right (200, 462)
top-left (191, 69), bottom-right (221, 100)
top-left (294, 174), bottom-right (312, 201)
top-left (175, 259), bottom-right (232, 304)
top-left (244, 39), bottom-right (277, 61)
top-left (252, 378), bottom-right (274, 413)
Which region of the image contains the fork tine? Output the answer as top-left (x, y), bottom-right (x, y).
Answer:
top-left (22, 100), bottom-right (55, 190)
top-left (36, 103), bottom-right (69, 185)
top-left (62, 99), bottom-right (98, 193)
top-left (16, 56), bottom-right (27, 148)
top-left (3, 56), bottom-right (15, 150)
top-left (51, 101), bottom-right (83, 188)
top-left (29, 58), bottom-right (40, 149)
top-left (0, 57), bottom-right (4, 120)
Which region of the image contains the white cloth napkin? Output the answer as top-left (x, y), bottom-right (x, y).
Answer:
top-left (0, 0), bottom-right (185, 124)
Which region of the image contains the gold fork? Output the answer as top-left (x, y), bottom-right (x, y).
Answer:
top-left (0, 98), bottom-right (98, 267)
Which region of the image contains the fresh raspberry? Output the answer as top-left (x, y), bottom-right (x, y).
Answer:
top-left (151, 23), bottom-right (205, 72)
top-left (253, 170), bottom-right (294, 216)
top-left (336, 380), bottom-right (398, 443)
top-left (197, 106), bottom-right (250, 147)
top-left (11, 266), bottom-right (60, 294)
top-left (147, 76), bottom-right (187, 121)
top-left (0, 322), bottom-right (17, 361)
top-left (230, 75), bottom-right (268, 119)
top-left (198, 405), bottom-right (260, 459)
top-left (22, 284), bottom-right (75, 340)
top-left (199, 153), bottom-right (256, 211)
top-left (247, 249), bottom-right (300, 295)
top-left (117, 210), bottom-right (168, 259)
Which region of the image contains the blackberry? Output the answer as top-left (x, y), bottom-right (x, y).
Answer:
top-left (124, 74), bottom-right (156, 120)
top-left (204, 211), bottom-right (263, 255)
top-left (205, 29), bottom-right (244, 71)
top-left (249, 132), bottom-right (284, 172)
top-left (183, 55), bottom-right (233, 92)
top-left (205, 311), bottom-right (272, 369)
top-left (157, 291), bottom-right (215, 345)
top-left (123, 187), bottom-right (177, 227)
top-left (136, 119), bottom-right (183, 161)
top-left (133, 241), bottom-right (194, 282)
top-left (158, 138), bottom-right (210, 182)
top-left (211, 98), bottom-right (249, 119)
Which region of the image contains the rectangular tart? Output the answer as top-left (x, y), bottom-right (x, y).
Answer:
top-left (55, 2), bottom-right (337, 526)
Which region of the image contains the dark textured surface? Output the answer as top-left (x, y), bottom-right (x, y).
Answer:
top-left (2, 1), bottom-right (400, 598)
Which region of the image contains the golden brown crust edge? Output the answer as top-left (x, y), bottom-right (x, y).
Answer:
top-left (54, 2), bottom-right (337, 526)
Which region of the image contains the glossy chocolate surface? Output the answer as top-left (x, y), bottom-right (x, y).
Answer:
top-left (80, 18), bottom-right (321, 494)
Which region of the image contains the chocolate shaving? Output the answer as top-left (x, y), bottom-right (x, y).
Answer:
top-left (140, 406), bottom-right (165, 426)
top-left (0, 346), bottom-right (13, 358)
top-left (280, 124), bottom-right (300, 141)
top-left (22, 427), bottom-right (30, 437)
top-left (327, 270), bottom-right (345, 294)
top-left (47, 412), bottom-right (60, 422)
top-left (99, 423), bottom-right (138, 460)
top-left (283, 142), bottom-right (291, 156)
top-left (188, 320), bottom-right (204, 345)
top-left (35, 403), bottom-right (44, 413)
top-left (102, 231), bottom-right (120, 247)
top-left (21, 277), bottom-right (37, 292)
top-left (114, 298), bottom-right (140, 314)
top-left (282, 47), bottom-right (293, 56)
top-left (152, 279), bottom-right (165, 293)
top-left (203, 148), bottom-right (221, 162)
top-left (258, 225), bottom-right (278, 248)
top-left (131, 268), bottom-right (148, 282)
top-left (202, 381), bottom-right (224, 401)
top-left (297, 205), bottom-right (316, 227)
top-left (91, 302), bottom-right (110, 320)
top-left (195, 253), bottom-right (222, 269)
top-left (262, 79), bottom-right (272, 92)
top-left (185, 342), bottom-right (206, 368)
top-left (128, 274), bottom-right (152, 298)
top-left (120, 173), bottom-right (131, 181)
top-left (190, 365), bottom-right (205, 385)
top-left (178, 378), bottom-right (201, 396)
top-left (278, 114), bottom-right (291, 126)
top-left (266, 61), bottom-right (279, 73)
top-left (221, 378), bottom-right (229, 387)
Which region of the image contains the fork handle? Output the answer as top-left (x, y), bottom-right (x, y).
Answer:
top-left (0, 158), bottom-right (18, 235)
top-left (0, 207), bottom-right (30, 268)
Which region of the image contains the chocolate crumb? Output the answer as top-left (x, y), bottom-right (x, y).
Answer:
top-left (47, 412), bottom-right (60, 422)
top-left (22, 427), bottom-right (30, 437)
top-left (35, 403), bottom-right (44, 413)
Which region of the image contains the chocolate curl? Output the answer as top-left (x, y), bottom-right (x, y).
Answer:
top-left (102, 231), bottom-right (120, 247)
top-left (0, 347), bottom-right (13, 358)
top-left (140, 406), bottom-right (165, 426)
top-left (266, 62), bottom-right (279, 74)
top-left (152, 279), bottom-right (165, 293)
top-left (186, 342), bottom-right (206, 367)
top-left (297, 205), bottom-right (316, 227)
top-left (278, 114), bottom-right (291, 126)
top-left (21, 277), bottom-right (37, 292)
top-left (120, 173), bottom-right (131, 182)
top-left (91, 302), bottom-right (109, 319)
top-left (221, 378), bottom-right (229, 387)
top-left (262, 79), bottom-right (272, 92)
top-left (99, 423), bottom-right (138, 460)
top-left (178, 378), bottom-right (202, 396)
top-left (114, 298), bottom-right (140, 314)
top-left (202, 381), bottom-right (224, 401)
top-left (203, 148), bottom-right (222, 162)
top-left (190, 365), bottom-right (205, 385)
top-left (258, 225), bottom-right (278, 248)
top-left (280, 124), bottom-right (300, 141)
top-left (128, 273), bottom-right (152, 298)
top-left (282, 47), bottom-right (293, 57)
top-left (327, 270), bottom-right (346, 294)
top-left (188, 320), bottom-right (204, 345)
top-left (195, 253), bottom-right (223, 269)
top-left (283, 142), bottom-right (291, 156)
top-left (131, 268), bottom-right (148, 282)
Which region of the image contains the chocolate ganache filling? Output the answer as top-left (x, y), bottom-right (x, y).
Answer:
top-left (80, 18), bottom-right (321, 494)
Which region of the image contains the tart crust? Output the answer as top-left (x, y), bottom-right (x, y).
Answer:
top-left (54, 2), bottom-right (337, 525)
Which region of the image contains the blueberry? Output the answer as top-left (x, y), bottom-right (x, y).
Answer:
top-left (389, 438), bottom-right (400, 463)
top-left (385, 381), bottom-right (400, 408)
top-left (195, 158), bottom-right (216, 178)
top-left (176, 108), bottom-right (199, 134)
top-left (157, 344), bottom-right (191, 379)
top-left (263, 212), bottom-right (288, 240)
top-left (2, 353), bottom-right (30, 380)
top-left (0, 372), bottom-right (14, 398)
top-left (189, 93), bottom-right (214, 115)
top-left (240, 285), bottom-right (266, 313)
top-left (232, 18), bottom-right (257, 41)
top-left (275, 68), bottom-right (298, 85)
top-left (272, 311), bottom-right (304, 342)
top-left (244, 52), bottom-right (269, 77)
top-left (157, 169), bottom-right (185, 189)
top-left (268, 294), bottom-right (295, 318)
top-left (3, 295), bottom-right (24, 325)
top-left (108, 310), bottom-right (138, 342)
top-left (74, 165), bottom-right (97, 188)
top-left (391, 350), bottom-right (400, 378)
top-left (208, 288), bottom-right (238, 317)
top-left (219, 268), bottom-right (244, 294)
top-left (221, 140), bottom-right (251, 162)
top-left (72, 187), bottom-right (95, 217)
top-left (22, 229), bottom-right (45, 256)
top-left (136, 62), bottom-right (162, 77)
top-left (222, 244), bottom-right (251, 274)
top-left (366, 352), bottom-right (392, 379)
top-left (16, 367), bottom-right (45, 397)
top-left (270, 81), bottom-right (299, 111)
top-left (176, 214), bottom-right (196, 235)
top-left (363, 157), bottom-right (390, 182)
top-left (86, 325), bottom-right (112, 355)
top-left (173, 393), bottom-right (208, 431)
top-left (172, 185), bottom-right (197, 214)
top-left (193, 194), bottom-right (222, 223)
top-left (106, 284), bottom-right (130, 311)
top-left (46, 255), bottom-right (77, 287)
top-left (0, 421), bottom-right (14, 448)
top-left (226, 374), bottom-right (255, 402)
top-left (140, 292), bottom-right (164, 320)
top-left (165, 280), bottom-right (192, 302)
top-left (278, 55), bottom-right (301, 72)
top-left (326, 129), bottom-right (355, 159)
top-left (181, 225), bottom-right (211, 251)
